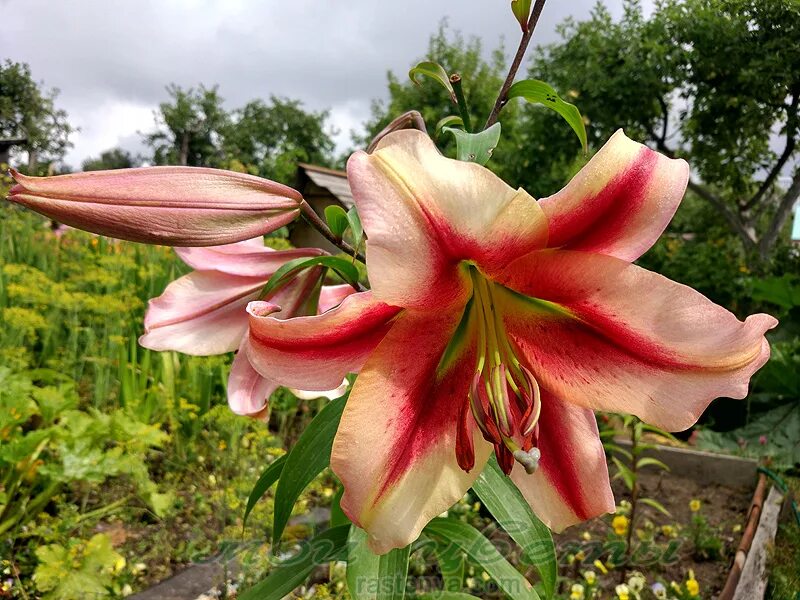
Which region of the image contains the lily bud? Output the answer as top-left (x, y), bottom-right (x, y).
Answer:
top-left (7, 166), bottom-right (303, 246)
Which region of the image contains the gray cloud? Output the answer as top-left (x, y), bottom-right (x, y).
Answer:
top-left (1, 1), bottom-right (636, 167)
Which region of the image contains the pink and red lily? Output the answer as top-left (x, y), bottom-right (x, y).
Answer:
top-left (139, 236), bottom-right (354, 417)
top-left (244, 130), bottom-right (776, 552)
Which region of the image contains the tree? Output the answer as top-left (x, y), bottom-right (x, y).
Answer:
top-left (222, 97), bottom-right (335, 184)
top-left (82, 148), bottom-right (141, 172)
top-left (0, 60), bottom-right (73, 171)
top-left (359, 25), bottom-right (553, 189)
top-left (533, 0), bottom-right (800, 263)
top-left (144, 84), bottom-right (228, 167)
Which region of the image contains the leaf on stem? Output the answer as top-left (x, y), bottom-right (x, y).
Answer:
top-left (242, 453), bottom-right (287, 531)
top-left (325, 205), bottom-right (350, 238)
top-left (259, 255), bottom-right (360, 299)
top-left (442, 123), bottom-right (502, 166)
top-left (505, 80), bottom-right (588, 153)
top-left (409, 61), bottom-right (457, 103)
top-left (434, 115), bottom-right (464, 140)
top-left (511, 0), bottom-right (533, 31)
top-left (239, 525), bottom-right (351, 600)
top-left (472, 455), bottom-right (556, 599)
top-left (271, 396), bottom-right (346, 548)
top-left (347, 526), bottom-right (411, 600)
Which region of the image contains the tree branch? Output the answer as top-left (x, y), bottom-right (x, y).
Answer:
top-left (655, 139), bottom-right (758, 251)
top-left (759, 167), bottom-right (800, 258)
top-left (742, 92), bottom-right (798, 212)
top-left (484, 0), bottom-right (547, 130)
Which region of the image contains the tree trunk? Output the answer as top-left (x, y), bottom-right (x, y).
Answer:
top-left (179, 132), bottom-right (189, 166)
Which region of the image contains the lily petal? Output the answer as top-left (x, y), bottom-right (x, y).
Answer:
top-left (8, 166), bottom-right (302, 246)
top-left (177, 240), bottom-right (323, 277)
top-left (141, 268), bottom-right (321, 356)
top-left (496, 250), bottom-right (777, 430)
top-left (347, 130), bottom-right (547, 309)
top-left (318, 284), bottom-right (358, 313)
top-left (331, 308), bottom-right (492, 553)
top-left (540, 130), bottom-right (689, 261)
top-left (140, 270), bottom-right (262, 355)
top-left (510, 390), bottom-right (614, 531)
top-left (246, 291), bottom-right (401, 391)
top-left (228, 337), bottom-right (278, 417)
top-left (289, 379), bottom-right (350, 400)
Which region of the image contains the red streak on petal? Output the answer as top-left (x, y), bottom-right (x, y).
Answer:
top-left (537, 391), bottom-right (594, 520)
top-left (547, 147), bottom-right (656, 251)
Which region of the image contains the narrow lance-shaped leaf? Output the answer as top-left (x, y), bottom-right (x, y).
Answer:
top-left (433, 540), bottom-right (465, 593)
top-left (511, 0), bottom-right (532, 31)
top-left (442, 123), bottom-right (502, 166)
top-left (242, 453), bottom-right (287, 531)
top-left (434, 115), bottom-right (464, 140)
top-left (325, 204), bottom-right (350, 238)
top-left (505, 80), bottom-right (588, 153)
top-left (347, 206), bottom-right (364, 250)
top-left (259, 255), bottom-right (360, 299)
top-left (409, 61), bottom-right (456, 103)
top-left (272, 396), bottom-right (346, 548)
top-left (239, 525), bottom-right (351, 600)
top-left (424, 518), bottom-right (539, 600)
top-left (347, 527), bottom-right (411, 600)
top-left (472, 455), bottom-right (557, 599)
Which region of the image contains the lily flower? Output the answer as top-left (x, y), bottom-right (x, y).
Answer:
top-left (139, 236), bottom-right (354, 416)
top-left (7, 166), bottom-right (302, 246)
top-left (245, 129), bottom-right (776, 552)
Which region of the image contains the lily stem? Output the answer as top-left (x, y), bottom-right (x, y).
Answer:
top-left (450, 74), bottom-right (473, 133)
top-left (484, 0), bottom-right (548, 130)
top-left (299, 200), bottom-right (366, 264)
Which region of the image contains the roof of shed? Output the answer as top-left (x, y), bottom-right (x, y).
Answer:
top-left (297, 163), bottom-right (354, 208)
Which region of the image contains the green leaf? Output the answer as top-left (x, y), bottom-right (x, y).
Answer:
top-left (603, 443), bottom-right (633, 461)
top-left (272, 397), bottom-right (346, 548)
top-left (511, 0), bottom-right (532, 30)
top-left (611, 456), bottom-right (635, 489)
top-left (260, 256), bottom-right (360, 300)
top-left (424, 518), bottom-right (539, 600)
top-left (347, 206), bottom-right (364, 249)
top-left (413, 594), bottom-right (483, 600)
top-left (434, 540), bottom-right (465, 593)
top-left (330, 486), bottom-right (351, 528)
top-left (347, 527), bottom-right (411, 600)
top-left (240, 525), bottom-right (351, 600)
top-left (442, 123), bottom-right (502, 166)
top-left (242, 454), bottom-right (286, 531)
top-left (506, 80), bottom-right (587, 153)
top-left (472, 455), bottom-right (556, 599)
top-left (434, 115), bottom-right (464, 139)
top-left (639, 497), bottom-right (671, 516)
top-left (635, 457), bottom-right (670, 472)
top-left (640, 423), bottom-right (680, 443)
top-left (325, 205), bottom-right (350, 238)
top-left (409, 61), bottom-right (456, 103)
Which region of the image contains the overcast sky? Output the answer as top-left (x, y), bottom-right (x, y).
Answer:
top-left (1, 1), bottom-right (642, 169)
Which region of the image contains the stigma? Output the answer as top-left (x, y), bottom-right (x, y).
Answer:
top-left (455, 269), bottom-right (544, 475)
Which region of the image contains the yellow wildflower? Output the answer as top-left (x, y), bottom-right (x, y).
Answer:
top-left (583, 570), bottom-right (597, 585)
top-left (615, 583), bottom-right (631, 600)
top-left (686, 570), bottom-right (700, 597)
top-left (661, 524), bottom-right (675, 537)
top-left (612, 515), bottom-right (629, 536)
top-left (570, 583), bottom-right (585, 600)
top-left (593, 559), bottom-right (608, 575)
top-left (689, 499), bottom-right (701, 512)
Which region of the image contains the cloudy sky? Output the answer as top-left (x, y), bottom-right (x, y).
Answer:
top-left (1, 1), bottom-right (641, 169)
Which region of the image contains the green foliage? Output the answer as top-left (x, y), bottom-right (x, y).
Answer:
top-left (0, 60), bottom-right (73, 170)
top-left (534, 0), bottom-right (800, 261)
top-left (33, 533), bottom-right (124, 600)
top-left (347, 526), bottom-right (411, 600)
top-left (82, 148), bottom-right (141, 172)
top-left (442, 123), bottom-right (502, 165)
